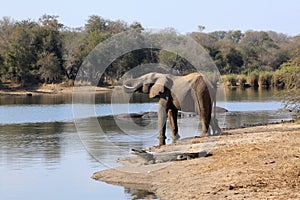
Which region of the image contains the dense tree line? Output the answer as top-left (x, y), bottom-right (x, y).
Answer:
top-left (0, 15), bottom-right (143, 86)
top-left (0, 15), bottom-right (299, 88)
top-left (189, 29), bottom-right (295, 74)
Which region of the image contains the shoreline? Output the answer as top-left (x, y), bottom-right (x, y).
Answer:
top-left (0, 85), bottom-right (114, 96)
top-left (92, 122), bottom-right (300, 199)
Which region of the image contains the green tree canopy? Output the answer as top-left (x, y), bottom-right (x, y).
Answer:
top-left (0, 14), bottom-right (299, 88)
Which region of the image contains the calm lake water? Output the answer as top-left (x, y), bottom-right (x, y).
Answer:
top-left (0, 88), bottom-right (293, 200)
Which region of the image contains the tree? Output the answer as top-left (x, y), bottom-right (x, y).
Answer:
top-left (226, 30), bottom-right (244, 44)
top-left (62, 29), bottom-right (86, 80)
top-left (279, 58), bottom-right (300, 113)
top-left (85, 15), bottom-right (108, 33)
top-left (130, 22), bottom-right (143, 30)
top-left (0, 17), bottom-right (15, 82)
top-left (225, 47), bottom-right (244, 73)
top-left (198, 25), bottom-right (205, 32)
top-left (37, 15), bottom-right (63, 65)
top-left (5, 20), bottom-right (39, 85)
top-left (36, 15), bottom-right (64, 83)
top-left (190, 32), bottom-right (226, 71)
top-left (37, 52), bottom-right (62, 83)
top-left (107, 20), bottom-right (127, 34)
top-left (209, 31), bottom-right (227, 40)
top-left (239, 31), bottom-right (278, 71)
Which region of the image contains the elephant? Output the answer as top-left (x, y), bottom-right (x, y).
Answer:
top-left (123, 72), bottom-right (220, 146)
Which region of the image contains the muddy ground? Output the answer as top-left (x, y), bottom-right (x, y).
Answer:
top-left (92, 122), bottom-right (300, 199)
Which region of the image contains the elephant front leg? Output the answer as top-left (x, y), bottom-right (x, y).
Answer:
top-left (158, 121), bottom-right (166, 146)
top-left (157, 100), bottom-right (167, 146)
top-left (168, 109), bottom-right (180, 143)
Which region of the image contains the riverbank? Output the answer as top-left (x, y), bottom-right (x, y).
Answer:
top-left (92, 122), bottom-right (300, 199)
top-left (0, 84), bottom-right (113, 96)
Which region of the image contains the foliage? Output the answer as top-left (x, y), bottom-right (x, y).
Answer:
top-left (259, 71), bottom-right (273, 87)
top-left (247, 71), bottom-right (259, 88)
top-left (37, 52), bottom-right (62, 83)
top-left (279, 58), bottom-right (300, 112)
top-left (224, 74), bottom-right (238, 86)
top-left (223, 71), bottom-right (276, 88)
top-left (0, 14), bottom-right (299, 88)
top-left (237, 74), bottom-right (247, 87)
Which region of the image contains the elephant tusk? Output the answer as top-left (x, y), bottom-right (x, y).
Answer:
top-left (123, 85), bottom-right (136, 89)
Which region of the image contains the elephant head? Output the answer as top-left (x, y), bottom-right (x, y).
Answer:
top-left (123, 73), bottom-right (173, 98)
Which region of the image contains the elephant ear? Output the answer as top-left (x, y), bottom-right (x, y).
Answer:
top-left (149, 76), bottom-right (171, 98)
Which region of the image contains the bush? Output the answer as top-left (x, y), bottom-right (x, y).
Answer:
top-left (248, 71), bottom-right (259, 88)
top-left (223, 74), bottom-right (238, 86)
top-left (279, 59), bottom-right (300, 114)
top-left (272, 70), bottom-right (285, 89)
top-left (259, 72), bottom-right (273, 88)
top-left (237, 74), bottom-right (247, 88)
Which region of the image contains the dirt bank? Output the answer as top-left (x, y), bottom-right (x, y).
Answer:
top-left (92, 122), bottom-right (300, 199)
top-left (0, 84), bottom-right (113, 96)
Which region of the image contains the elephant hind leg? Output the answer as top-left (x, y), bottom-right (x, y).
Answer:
top-left (198, 91), bottom-right (212, 137)
top-left (200, 112), bottom-right (211, 136)
top-left (211, 117), bottom-right (221, 135)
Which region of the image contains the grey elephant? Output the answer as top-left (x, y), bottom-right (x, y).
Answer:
top-left (123, 72), bottom-right (219, 146)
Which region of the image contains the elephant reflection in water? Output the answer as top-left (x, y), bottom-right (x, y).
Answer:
top-left (123, 72), bottom-right (221, 146)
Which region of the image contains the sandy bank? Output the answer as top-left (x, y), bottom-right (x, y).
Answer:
top-left (92, 122), bottom-right (300, 199)
top-left (0, 85), bottom-right (113, 96)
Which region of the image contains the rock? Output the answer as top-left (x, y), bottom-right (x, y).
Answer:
top-left (115, 106), bottom-right (228, 120)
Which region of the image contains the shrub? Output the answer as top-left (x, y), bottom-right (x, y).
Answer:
top-left (223, 74), bottom-right (238, 86)
top-left (279, 59), bottom-right (300, 114)
top-left (259, 72), bottom-right (273, 88)
top-left (248, 71), bottom-right (259, 88)
top-left (237, 74), bottom-right (247, 88)
top-left (272, 70), bottom-right (285, 89)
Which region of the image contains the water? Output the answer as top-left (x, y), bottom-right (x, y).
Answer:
top-left (0, 88), bottom-right (293, 200)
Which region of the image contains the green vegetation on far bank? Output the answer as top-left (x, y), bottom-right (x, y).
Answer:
top-left (0, 14), bottom-right (299, 86)
top-left (222, 70), bottom-right (282, 89)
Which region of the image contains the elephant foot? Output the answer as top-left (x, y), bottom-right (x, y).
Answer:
top-left (194, 135), bottom-right (204, 139)
top-left (198, 132), bottom-right (208, 138)
top-left (158, 140), bottom-right (166, 146)
top-left (157, 135), bottom-right (166, 146)
top-left (172, 134), bottom-right (180, 144)
top-left (211, 118), bottom-right (222, 135)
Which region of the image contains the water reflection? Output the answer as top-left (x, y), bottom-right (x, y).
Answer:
top-left (0, 121), bottom-right (143, 200)
top-left (224, 110), bottom-right (292, 129)
top-left (76, 116), bottom-right (159, 169)
top-left (0, 91), bottom-right (155, 105)
top-left (0, 93), bottom-right (73, 105)
top-left (0, 122), bottom-right (75, 170)
top-left (124, 188), bottom-right (158, 200)
top-left (223, 87), bottom-right (281, 101)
